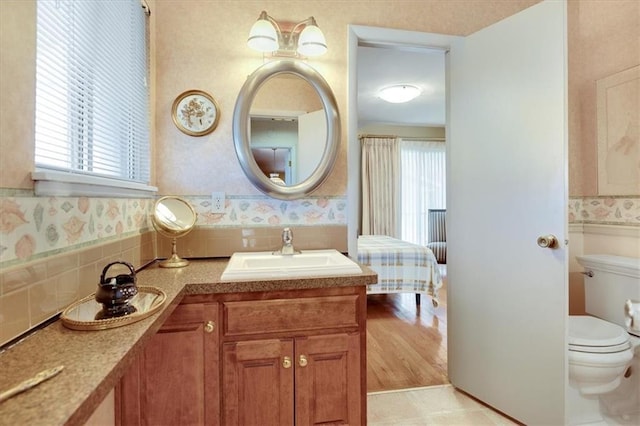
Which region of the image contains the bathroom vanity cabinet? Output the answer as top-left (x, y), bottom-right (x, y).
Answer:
top-left (116, 302), bottom-right (220, 425)
top-left (117, 285), bottom-right (367, 425)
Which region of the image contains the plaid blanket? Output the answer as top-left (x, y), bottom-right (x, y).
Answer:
top-left (357, 235), bottom-right (443, 304)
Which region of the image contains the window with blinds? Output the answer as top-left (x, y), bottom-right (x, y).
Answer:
top-left (34, 0), bottom-right (152, 195)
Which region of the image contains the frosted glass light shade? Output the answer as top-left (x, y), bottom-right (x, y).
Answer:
top-left (378, 85), bottom-right (421, 103)
top-left (248, 18), bottom-right (279, 52)
top-left (297, 24), bottom-right (327, 57)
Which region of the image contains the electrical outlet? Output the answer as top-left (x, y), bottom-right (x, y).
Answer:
top-left (211, 191), bottom-right (225, 213)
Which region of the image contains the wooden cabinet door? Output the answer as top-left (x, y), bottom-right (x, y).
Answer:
top-left (117, 303), bottom-right (219, 426)
top-left (295, 333), bottom-right (362, 426)
top-left (222, 339), bottom-right (294, 426)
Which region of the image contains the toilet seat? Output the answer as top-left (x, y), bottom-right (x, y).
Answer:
top-left (568, 316), bottom-right (631, 354)
top-left (569, 342), bottom-right (630, 354)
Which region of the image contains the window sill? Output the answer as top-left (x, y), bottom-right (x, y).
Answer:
top-left (32, 170), bottom-right (158, 198)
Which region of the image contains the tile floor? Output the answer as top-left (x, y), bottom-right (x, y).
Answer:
top-left (367, 384), bottom-right (519, 425)
top-left (368, 267), bottom-right (519, 425)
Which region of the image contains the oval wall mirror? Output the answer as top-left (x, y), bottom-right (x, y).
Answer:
top-left (151, 196), bottom-right (197, 268)
top-left (233, 60), bottom-right (340, 200)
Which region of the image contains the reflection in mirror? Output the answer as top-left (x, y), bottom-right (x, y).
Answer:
top-left (249, 74), bottom-right (327, 185)
top-left (233, 60), bottom-right (340, 200)
top-left (252, 147), bottom-right (291, 185)
top-left (152, 196), bottom-right (197, 268)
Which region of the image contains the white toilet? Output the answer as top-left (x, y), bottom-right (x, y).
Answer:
top-left (568, 254), bottom-right (640, 425)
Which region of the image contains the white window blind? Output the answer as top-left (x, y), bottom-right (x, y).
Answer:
top-left (400, 139), bottom-right (446, 246)
top-left (34, 0), bottom-right (151, 190)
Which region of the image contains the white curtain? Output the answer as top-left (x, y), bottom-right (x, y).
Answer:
top-left (400, 139), bottom-right (446, 245)
top-left (361, 136), bottom-right (399, 237)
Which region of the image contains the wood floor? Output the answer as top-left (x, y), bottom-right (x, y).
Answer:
top-left (366, 276), bottom-right (448, 392)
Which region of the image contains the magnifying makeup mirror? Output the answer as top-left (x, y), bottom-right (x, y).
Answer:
top-left (151, 196), bottom-right (197, 268)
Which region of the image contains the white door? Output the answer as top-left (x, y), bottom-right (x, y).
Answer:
top-left (447, 1), bottom-right (568, 424)
top-left (297, 109), bottom-right (326, 182)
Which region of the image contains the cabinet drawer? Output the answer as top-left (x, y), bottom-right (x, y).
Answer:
top-left (223, 295), bottom-right (359, 337)
top-left (161, 303), bottom-right (205, 327)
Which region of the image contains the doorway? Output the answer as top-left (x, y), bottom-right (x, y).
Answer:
top-left (355, 41), bottom-right (450, 392)
top-left (348, 25), bottom-right (457, 392)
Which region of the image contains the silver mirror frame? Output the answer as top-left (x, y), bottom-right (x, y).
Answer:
top-left (233, 60), bottom-right (340, 200)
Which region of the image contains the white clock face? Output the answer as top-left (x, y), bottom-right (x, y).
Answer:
top-left (173, 91), bottom-right (219, 136)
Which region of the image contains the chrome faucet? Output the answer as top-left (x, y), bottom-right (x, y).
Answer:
top-left (274, 227), bottom-right (299, 255)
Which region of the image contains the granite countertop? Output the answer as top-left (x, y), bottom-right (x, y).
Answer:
top-left (0, 258), bottom-right (377, 426)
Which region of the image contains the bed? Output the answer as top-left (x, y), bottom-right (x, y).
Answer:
top-left (357, 235), bottom-right (443, 307)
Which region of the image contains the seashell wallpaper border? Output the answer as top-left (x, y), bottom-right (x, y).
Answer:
top-left (0, 194), bottom-right (637, 269)
top-left (568, 196), bottom-right (640, 226)
top-left (0, 194), bottom-right (348, 269)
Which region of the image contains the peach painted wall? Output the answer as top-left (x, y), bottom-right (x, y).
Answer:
top-left (566, 0), bottom-right (640, 314)
top-left (568, 0), bottom-right (639, 196)
top-left (0, 1), bottom-right (36, 190)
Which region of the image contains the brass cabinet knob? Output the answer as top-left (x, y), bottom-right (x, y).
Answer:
top-left (204, 321), bottom-right (215, 333)
top-left (282, 356), bottom-right (292, 369)
top-left (299, 355), bottom-right (308, 367)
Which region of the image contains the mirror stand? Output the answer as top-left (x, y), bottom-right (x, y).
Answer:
top-left (152, 196), bottom-right (197, 269)
top-left (160, 238), bottom-right (189, 268)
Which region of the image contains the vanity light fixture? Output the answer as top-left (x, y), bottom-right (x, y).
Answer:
top-left (247, 10), bottom-right (327, 57)
top-left (378, 84), bottom-right (422, 104)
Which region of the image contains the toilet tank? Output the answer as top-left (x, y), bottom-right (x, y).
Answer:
top-left (576, 255), bottom-right (640, 328)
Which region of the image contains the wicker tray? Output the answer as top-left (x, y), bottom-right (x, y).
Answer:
top-left (61, 286), bottom-right (166, 331)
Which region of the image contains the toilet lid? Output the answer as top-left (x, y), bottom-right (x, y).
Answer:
top-left (568, 316), bottom-right (630, 353)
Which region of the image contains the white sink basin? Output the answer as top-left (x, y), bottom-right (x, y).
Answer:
top-left (221, 249), bottom-right (361, 280)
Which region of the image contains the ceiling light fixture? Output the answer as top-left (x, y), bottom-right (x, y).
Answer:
top-left (378, 85), bottom-right (422, 103)
top-left (247, 11), bottom-right (327, 57)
